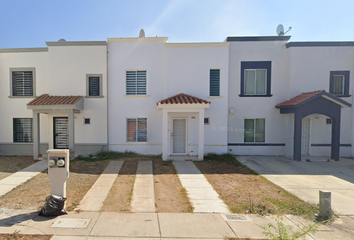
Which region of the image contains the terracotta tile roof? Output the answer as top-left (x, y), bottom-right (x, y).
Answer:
top-left (157, 93), bottom-right (211, 105)
top-left (275, 90), bottom-right (325, 108)
top-left (27, 94), bottom-right (83, 106)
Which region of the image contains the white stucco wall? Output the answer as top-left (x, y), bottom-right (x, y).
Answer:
top-left (289, 46), bottom-right (354, 157)
top-left (227, 40), bottom-right (290, 156)
top-left (0, 51), bottom-right (49, 148)
top-left (0, 43), bottom-right (108, 156)
top-left (47, 45), bottom-right (108, 146)
top-left (108, 39), bottom-right (229, 155)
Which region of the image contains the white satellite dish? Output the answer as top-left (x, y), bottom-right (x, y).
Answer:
top-left (139, 29), bottom-right (145, 38)
top-left (276, 24), bottom-right (284, 36)
top-left (58, 38), bottom-right (66, 42)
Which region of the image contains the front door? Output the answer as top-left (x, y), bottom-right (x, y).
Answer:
top-left (301, 118), bottom-right (310, 155)
top-left (172, 118), bottom-right (187, 154)
top-left (53, 117), bottom-right (69, 149)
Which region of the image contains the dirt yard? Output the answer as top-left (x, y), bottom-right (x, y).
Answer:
top-left (0, 154), bottom-right (318, 218)
top-left (153, 160), bottom-right (193, 213)
top-left (101, 160), bottom-right (138, 212)
top-left (101, 157), bottom-right (193, 213)
top-left (195, 155), bottom-right (318, 218)
top-left (0, 159), bottom-right (110, 211)
top-left (0, 156), bottom-right (38, 181)
top-left (0, 234), bottom-right (52, 240)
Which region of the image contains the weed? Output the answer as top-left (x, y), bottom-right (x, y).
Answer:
top-left (260, 217), bottom-right (318, 240)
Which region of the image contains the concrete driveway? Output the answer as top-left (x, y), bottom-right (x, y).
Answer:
top-left (237, 156), bottom-right (354, 215)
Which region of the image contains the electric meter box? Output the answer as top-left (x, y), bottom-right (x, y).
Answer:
top-left (47, 149), bottom-right (70, 198)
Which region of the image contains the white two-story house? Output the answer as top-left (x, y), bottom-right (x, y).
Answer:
top-left (0, 34), bottom-right (353, 161)
top-left (107, 37), bottom-right (229, 160)
top-left (0, 41), bottom-right (108, 159)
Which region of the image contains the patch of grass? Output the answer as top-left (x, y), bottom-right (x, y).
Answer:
top-left (204, 153), bottom-right (258, 174)
top-left (76, 150), bottom-right (161, 161)
top-left (196, 154), bottom-right (320, 220)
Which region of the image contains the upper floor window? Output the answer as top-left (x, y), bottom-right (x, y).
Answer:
top-left (209, 69), bottom-right (220, 96)
top-left (240, 61), bottom-right (272, 97)
top-left (13, 118), bottom-right (33, 142)
top-left (126, 71), bottom-right (147, 95)
top-left (86, 74), bottom-right (103, 97)
top-left (10, 68), bottom-right (36, 97)
top-left (330, 71), bottom-right (350, 97)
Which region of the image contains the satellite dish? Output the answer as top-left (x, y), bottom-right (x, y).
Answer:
top-left (58, 38), bottom-right (66, 42)
top-left (276, 24), bottom-right (284, 36)
top-left (139, 29), bottom-right (145, 38)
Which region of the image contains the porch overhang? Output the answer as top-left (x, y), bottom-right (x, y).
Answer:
top-left (27, 94), bottom-right (84, 112)
top-left (27, 94), bottom-right (84, 160)
top-left (276, 90), bottom-right (351, 161)
top-left (157, 93), bottom-right (211, 161)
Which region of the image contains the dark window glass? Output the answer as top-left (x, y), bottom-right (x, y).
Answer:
top-left (89, 77), bottom-right (100, 96)
top-left (13, 118), bottom-right (33, 142)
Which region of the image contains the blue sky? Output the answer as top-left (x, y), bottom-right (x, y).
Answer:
top-left (1, 0), bottom-right (353, 48)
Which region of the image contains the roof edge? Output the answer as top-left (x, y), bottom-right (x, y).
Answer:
top-left (286, 41), bottom-right (354, 48)
top-left (165, 42), bottom-right (229, 48)
top-left (0, 47), bottom-right (48, 53)
top-left (226, 36), bottom-right (291, 42)
top-left (46, 41), bottom-right (107, 47)
top-left (107, 37), bottom-right (169, 43)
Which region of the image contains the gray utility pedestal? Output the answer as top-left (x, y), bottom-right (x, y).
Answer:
top-left (319, 190), bottom-right (332, 219)
top-left (47, 149), bottom-right (70, 198)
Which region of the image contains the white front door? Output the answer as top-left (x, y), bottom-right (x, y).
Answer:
top-left (172, 118), bottom-right (187, 154)
top-left (301, 118), bottom-right (310, 155)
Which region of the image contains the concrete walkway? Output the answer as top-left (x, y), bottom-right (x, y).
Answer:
top-left (0, 210), bottom-right (352, 239)
top-left (0, 160), bottom-right (47, 197)
top-left (173, 161), bottom-right (230, 213)
top-left (131, 161), bottom-right (155, 212)
top-left (238, 156), bottom-right (354, 215)
top-left (76, 161), bottom-right (124, 211)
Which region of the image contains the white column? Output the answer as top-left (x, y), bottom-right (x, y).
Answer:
top-left (32, 111), bottom-right (40, 160)
top-left (68, 110), bottom-right (75, 157)
top-left (198, 109), bottom-right (205, 160)
top-left (162, 110), bottom-right (168, 161)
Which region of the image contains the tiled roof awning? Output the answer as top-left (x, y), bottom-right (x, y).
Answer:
top-left (157, 93), bottom-right (211, 105)
top-left (276, 90), bottom-right (351, 109)
top-left (27, 94), bottom-right (84, 111)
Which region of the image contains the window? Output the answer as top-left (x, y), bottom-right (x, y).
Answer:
top-left (244, 119), bottom-right (265, 143)
top-left (126, 71), bottom-right (146, 95)
top-left (13, 118), bottom-right (33, 142)
top-left (204, 118), bottom-right (210, 125)
top-left (326, 118), bottom-right (332, 125)
top-left (84, 118), bottom-right (91, 125)
top-left (209, 69), bottom-right (220, 96)
top-left (10, 68), bottom-right (35, 97)
top-left (86, 74), bottom-right (102, 97)
top-left (127, 118), bottom-right (147, 142)
top-left (330, 71), bottom-right (350, 97)
top-left (240, 62), bottom-right (271, 97)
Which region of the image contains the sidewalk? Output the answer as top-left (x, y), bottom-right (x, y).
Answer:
top-left (1, 209), bottom-right (353, 239)
top-left (0, 160), bottom-right (47, 197)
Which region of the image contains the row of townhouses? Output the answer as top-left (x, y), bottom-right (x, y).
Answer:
top-left (0, 35), bottom-right (353, 161)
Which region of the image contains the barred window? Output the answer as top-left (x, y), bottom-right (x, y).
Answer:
top-left (12, 71), bottom-right (33, 96)
top-left (13, 118), bottom-right (33, 142)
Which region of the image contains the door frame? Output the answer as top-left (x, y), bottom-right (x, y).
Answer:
top-left (171, 117), bottom-right (188, 155)
top-left (301, 117), bottom-right (311, 156)
top-left (53, 117), bottom-right (69, 149)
